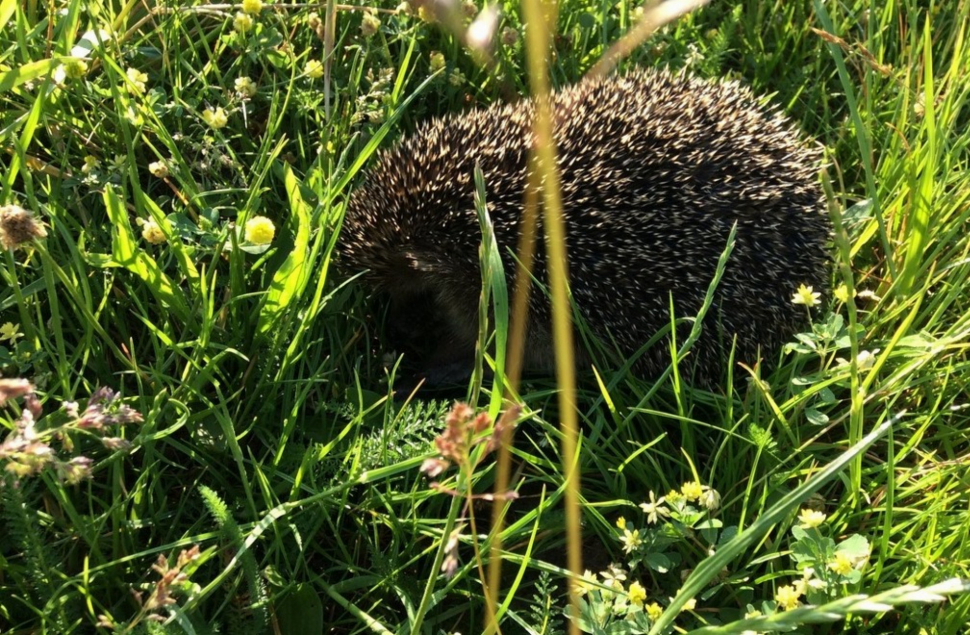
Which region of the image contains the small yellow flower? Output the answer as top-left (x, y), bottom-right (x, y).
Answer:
top-left (361, 10), bottom-right (381, 37)
top-left (681, 481), bottom-right (703, 502)
top-left (141, 219), bottom-right (166, 244)
top-left (448, 68), bottom-right (464, 87)
top-left (627, 581), bottom-right (647, 607)
top-left (418, 5), bottom-right (435, 23)
top-left (573, 570), bottom-right (597, 597)
top-left (620, 528), bottom-right (641, 554)
top-left (0, 322), bottom-right (23, 343)
top-left (235, 76), bottom-right (258, 98)
top-left (244, 216), bottom-right (275, 245)
top-left (828, 552), bottom-right (854, 576)
top-left (81, 155), bottom-right (100, 174)
top-left (665, 488), bottom-right (683, 504)
top-left (681, 597), bottom-right (697, 612)
top-left (792, 283), bottom-right (821, 307)
top-left (798, 508), bottom-right (827, 529)
top-left (775, 584), bottom-right (801, 610)
top-left (148, 161), bottom-right (169, 178)
top-left (124, 104), bottom-right (144, 127)
top-left (233, 11), bottom-right (254, 33)
top-left (833, 284), bottom-right (850, 303)
top-left (395, 1), bottom-right (411, 16)
top-left (616, 516), bottom-right (626, 530)
top-left (305, 59), bottom-right (324, 79)
top-left (645, 602), bottom-right (663, 621)
top-left (241, 0), bottom-right (263, 15)
top-left (126, 67), bottom-right (148, 94)
top-left (202, 107), bottom-right (229, 129)
top-left (63, 58), bottom-right (88, 79)
top-left (639, 491), bottom-right (669, 524)
top-left (429, 51), bottom-right (445, 72)
top-left (599, 565), bottom-right (626, 591)
top-left (744, 609), bottom-right (762, 619)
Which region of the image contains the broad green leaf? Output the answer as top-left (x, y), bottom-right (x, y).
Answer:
top-left (836, 534), bottom-right (871, 560)
top-left (103, 186), bottom-right (190, 323)
top-left (644, 551), bottom-right (673, 573)
top-left (258, 165), bottom-right (312, 334)
top-left (276, 584), bottom-right (324, 635)
top-left (0, 0), bottom-right (15, 32)
top-left (0, 58), bottom-right (58, 95)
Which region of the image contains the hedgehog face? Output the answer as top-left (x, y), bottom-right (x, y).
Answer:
top-left (380, 279), bottom-right (483, 390)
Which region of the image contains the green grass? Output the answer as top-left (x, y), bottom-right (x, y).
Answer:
top-left (1, 0), bottom-right (970, 633)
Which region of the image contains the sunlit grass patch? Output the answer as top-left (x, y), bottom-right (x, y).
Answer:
top-left (0, 0), bottom-right (969, 633)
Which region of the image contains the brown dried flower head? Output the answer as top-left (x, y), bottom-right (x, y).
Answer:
top-left (144, 545), bottom-right (200, 611)
top-left (0, 378), bottom-right (34, 405)
top-left (0, 204), bottom-right (47, 250)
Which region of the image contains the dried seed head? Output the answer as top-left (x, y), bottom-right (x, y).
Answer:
top-left (0, 205), bottom-right (47, 250)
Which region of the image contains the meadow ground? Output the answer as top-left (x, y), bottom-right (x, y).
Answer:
top-left (1, 0), bottom-right (970, 633)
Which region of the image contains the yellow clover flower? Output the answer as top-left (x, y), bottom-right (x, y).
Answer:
top-left (645, 602), bottom-right (663, 621)
top-left (245, 216), bottom-right (275, 245)
top-left (148, 161), bottom-right (169, 178)
top-left (774, 584), bottom-right (801, 610)
top-left (64, 58), bottom-right (88, 79)
top-left (234, 12), bottom-right (254, 33)
top-left (828, 552), bottom-right (854, 576)
top-left (361, 10), bottom-right (380, 37)
top-left (241, 0), bottom-right (263, 15)
top-left (665, 488), bottom-right (683, 505)
top-left (418, 5), bottom-right (435, 23)
top-left (305, 59), bottom-right (324, 79)
top-left (235, 76), bottom-right (257, 98)
top-left (681, 481), bottom-right (703, 502)
top-left (700, 486), bottom-right (721, 510)
top-left (141, 219), bottom-right (166, 244)
top-left (627, 581), bottom-right (647, 607)
top-left (202, 107), bottom-right (229, 129)
top-left (798, 508), bottom-right (826, 529)
top-left (126, 67), bottom-right (148, 94)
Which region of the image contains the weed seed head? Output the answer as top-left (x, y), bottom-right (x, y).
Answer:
top-left (0, 205), bottom-right (47, 250)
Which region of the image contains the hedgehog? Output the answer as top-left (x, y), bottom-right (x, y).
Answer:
top-left (340, 68), bottom-right (829, 389)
